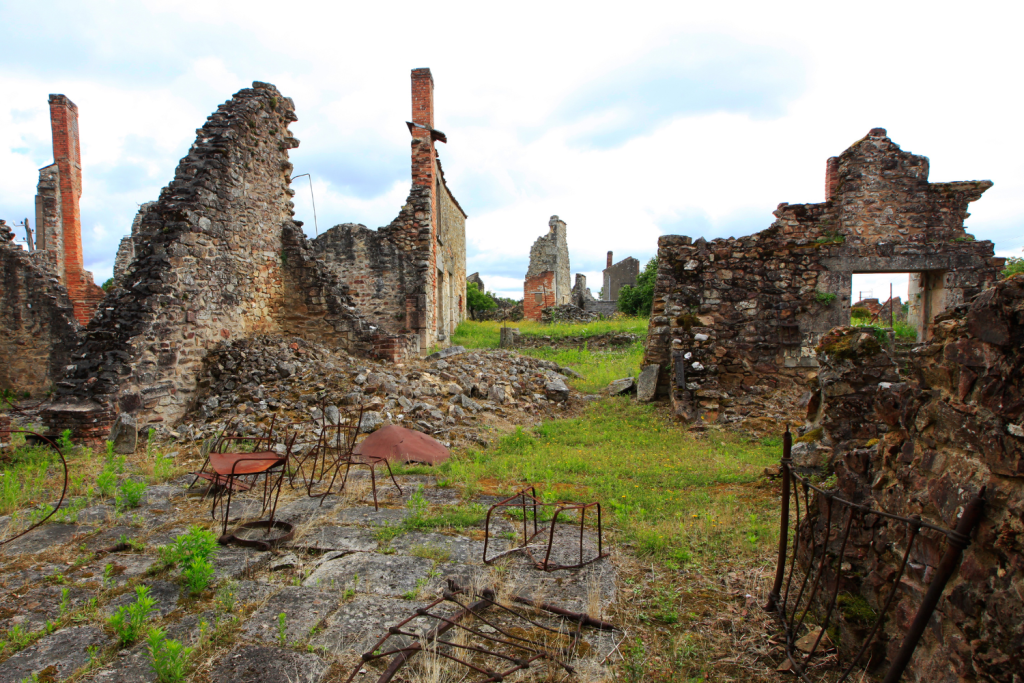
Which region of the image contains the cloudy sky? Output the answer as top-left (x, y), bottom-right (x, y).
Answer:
top-left (1, 1), bottom-right (1020, 301)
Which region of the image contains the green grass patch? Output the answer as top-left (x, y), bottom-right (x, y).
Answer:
top-left (451, 318), bottom-right (648, 349)
top-left (439, 397), bottom-right (781, 569)
top-left (519, 342), bottom-right (644, 393)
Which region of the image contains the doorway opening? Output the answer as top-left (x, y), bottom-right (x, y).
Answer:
top-left (849, 272), bottom-right (944, 342)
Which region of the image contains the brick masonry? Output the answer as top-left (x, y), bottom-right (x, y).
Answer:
top-left (644, 129), bottom-right (1004, 422)
top-left (801, 274), bottom-right (1024, 682)
top-left (524, 216), bottom-right (570, 320)
top-left (524, 271), bottom-right (556, 322)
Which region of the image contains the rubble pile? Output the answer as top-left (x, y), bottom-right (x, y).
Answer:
top-left (540, 303), bottom-right (597, 324)
top-left (182, 335), bottom-right (583, 447)
top-left (475, 301), bottom-right (523, 322)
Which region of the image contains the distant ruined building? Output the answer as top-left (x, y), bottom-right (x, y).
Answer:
top-left (0, 70), bottom-right (467, 439)
top-left (523, 216), bottom-right (570, 321)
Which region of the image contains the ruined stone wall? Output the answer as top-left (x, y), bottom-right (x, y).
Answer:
top-left (602, 255), bottom-right (639, 301)
top-left (526, 216), bottom-right (570, 305)
top-left (801, 275), bottom-right (1024, 682)
top-left (0, 220), bottom-right (79, 396)
top-left (524, 271), bottom-right (556, 322)
top-left (468, 272), bottom-right (485, 294)
top-left (33, 165), bottom-right (65, 281)
top-left (311, 223), bottom-right (413, 332)
top-left (112, 202), bottom-right (154, 288)
top-left (45, 82), bottom-right (387, 435)
top-left (437, 175), bottom-right (467, 339)
top-left (644, 130), bottom-right (1003, 422)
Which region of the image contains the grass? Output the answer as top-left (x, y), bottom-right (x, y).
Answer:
top-left (438, 396), bottom-right (781, 569)
top-left (451, 317), bottom-right (648, 348)
top-left (451, 319), bottom-right (647, 393)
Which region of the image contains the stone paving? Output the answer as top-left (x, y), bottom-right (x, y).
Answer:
top-left (0, 472), bottom-right (618, 682)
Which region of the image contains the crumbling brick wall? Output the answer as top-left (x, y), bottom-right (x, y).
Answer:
top-left (524, 271), bottom-right (556, 322)
top-left (526, 216), bottom-right (570, 311)
top-left (0, 220), bottom-right (79, 396)
top-left (644, 129), bottom-right (1003, 422)
top-left (44, 82), bottom-right (391, 436)
top-left (800, 275), bottom-right (1024, 682)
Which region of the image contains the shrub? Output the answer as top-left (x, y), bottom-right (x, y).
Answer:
top-left (160, 526), bottom-right (219, 594)
top-left (146, 627), bottom-right (192, 682)
top-left (182, 557), bottom-right (214, 596)
top-left (108, 585), bottom-right (156, 646)
top-left (116, 479), bottom-right (147, 510)
top-left (466, 282), bottom-right (497, 318)
top-left (1003, 256), bottom-right (1024, 279)
top-left (814, 290), bottom-right (837, 305)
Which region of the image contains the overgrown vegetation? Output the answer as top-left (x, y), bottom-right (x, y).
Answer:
top-left (158, 525), bottom-right (219, 595)
top-left (465, 281), bottom-right (497, 318)
top-left (436, 397), bottom-right (779, 568)
top-left (452, 317), bottom-right (648, 348)
top-left (617, 257), bottom-right (657, 317)
top-left (1003, 255), bottom-right (1024, 279)
top-left (108, 585), bottom-right (156, 646)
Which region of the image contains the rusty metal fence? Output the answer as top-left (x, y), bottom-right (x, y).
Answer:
top-left (764, 429), bottom-right (985, 682)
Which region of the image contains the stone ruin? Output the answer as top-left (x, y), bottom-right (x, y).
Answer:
top-left (852, 295), bottom-right (908, 323)
top-left (800, 273), bottom-right (1024, 681)
top-left (0, 69), bottom-right (467, 440)
top-left (568, 252), bottom-right (639, 317)
top-left (643, 128), bottom-right (1003, 422)
top-left (523, 215), bottom-right (570, 321)
top-left (467, 271), bottom-right (485, 294)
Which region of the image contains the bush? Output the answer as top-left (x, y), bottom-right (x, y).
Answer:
top-left (116, 479), bottom-right (147, 510)
top-left (147, 627), bottom-right (192, 682)
top-left (617, 257), bottom-right (657, 317)
top-left (1003, 256), bottom-right (1024, 279)
top-left (160, 526), bottom-right (219, 594)
top-left (108, 585), bottom-right (156, 646)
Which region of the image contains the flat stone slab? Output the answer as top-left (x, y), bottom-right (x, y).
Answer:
top-left (309, 594), bottom-right (458, 655)
top-left (0, 626), bottom-right (111, 683)
top-left (303, 552), bottom-right (437, 597)
top-left (218, 579), bottom-right (277, 607)
top-left (274, 495), bottom-right (339, 524)
top-left (210, 644), bottom-right (329, 683)
top-left (83, 526), bottom-right (139, 551)
top-left (212, 547), bottom-right (270, 581)
top-left (0, 583), bottom-right (90, 632)
top-left (2, 524), bottom-right (82, 555)
top-left (503, 556), bottom-right (617, 614)
top-left (334, 506), bottom-right (410, 527)
top-left (390, 531), bottom-right (498, 565)
top-left (90, 611), bottom-right (218, 683)
top-left (291, 525), bottom-right (376, 552)
top-left (71, 553), bottom-right (157, 587)
top-left (241, 586), bottom-right (339, 645)
top-left (76, 504), bottom-right (116, 524)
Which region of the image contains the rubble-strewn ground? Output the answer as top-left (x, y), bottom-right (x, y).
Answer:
top-left (1, 319), bottom-right (807, 682)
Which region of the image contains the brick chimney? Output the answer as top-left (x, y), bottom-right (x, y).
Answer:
top-left (825, 156), bottom-right (839, 202)
top-left (409, 69), bottom-right (435, 190)
top-left (49, 95), bottom-right (83, 273)
top-left (607, 251), bottom-right (613, 268)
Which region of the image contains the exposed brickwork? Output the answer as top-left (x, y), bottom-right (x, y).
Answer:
top-left (525, 216), bottom-right (570, 315)
top-left (45, 82), bottom-right (395, 438)
top-left (801, 275), bottom-right (1024, 682)
top-left (644, 130), bottom-right (1003, 422)
top-left (46, 95), bottom-right (105, 325)
top-left (0, 220), bottom-right (79, 396)
top-left (524, 271), bottom-right (556, 322)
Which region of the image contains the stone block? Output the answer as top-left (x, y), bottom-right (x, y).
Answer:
top-left (0, 626), bottom-right (111, 683)
top-left (636, 364), bottom-right (659, 402)
top-left (302, 552), bottom-right (437, 597)
top-left (107, 413), bottom-right (138, 454)
top-left (607, 377), bottom-right (635, 395)
top-left (241, 587), bottom-right (339, 644)
top-left (210, 645), bottom-right (328, 683)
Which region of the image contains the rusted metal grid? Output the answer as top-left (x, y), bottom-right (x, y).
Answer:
top-left (345, 579), bottom-right (617, 683)
top-left (483, 487), bottom-right (607, 571)
top-left (0, 428), bottom-right (69, 547)
top-left (764, 429), bottom-right (985, 683)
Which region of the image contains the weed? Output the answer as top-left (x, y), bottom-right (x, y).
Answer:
top-left (408, 544), bottom-right (451, 563)
top-left (59, 587), bottom-right (72, 616)
top-left (182, 557), bottom-right (214, 596)
top-left (214, 581), bottom-right (237, 612)
top-left (146, 627), bottom-right (193, 682)
top-left (102, 563), bottom-right (116, 588)
top-left (277, 612), bottom-right (287, 646)
top-left (814, 290), bottom-right (838, 305)
top-left (108, 585), bottom-right (156, 646)
top-left (116, 479), bottom-right (147, 510)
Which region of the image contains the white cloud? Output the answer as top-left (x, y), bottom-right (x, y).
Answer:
top-left (1, 0), bottom-right (1021, 293)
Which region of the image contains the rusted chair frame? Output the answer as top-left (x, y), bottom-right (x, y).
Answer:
top-left (188, 415), bottom-right (278, 493)
top-left (306, 403), bottom-right (403, 510)
top-left (763, 428), bottom-right (985, 682)
top-left (483, 487), bottom-right (607, 571)
top-left (282, 418), bottom-right (331, 494)
top-left (209, 451), bottom-right (288, 542)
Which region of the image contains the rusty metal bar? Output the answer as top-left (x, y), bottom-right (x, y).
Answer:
top-left (0, 429), bottom-right (69, 547)
top-left (881, 488), bottom-right (986, 683)
top-left (765, 427), bottom-right (792, 612)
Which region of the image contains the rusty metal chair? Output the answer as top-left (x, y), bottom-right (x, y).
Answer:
top-left (188, 415), bottom-right (277, 494)
top-left (312, 404), bottom-right (403, 510)
top-left (208, 447), bottom-right (291, 545)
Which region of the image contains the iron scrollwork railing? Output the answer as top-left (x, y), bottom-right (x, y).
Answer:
top-left (764, 428), bottom-right (985, 682)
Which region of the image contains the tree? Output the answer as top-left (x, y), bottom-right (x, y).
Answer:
top-left (466, 282), bottom-right (496, 319)
top-left (1003, 255), bottom-right (1024, 279)
top-left (101, 277), bottom-right (115, 292)
top-left (617, 257), bottom-right (658, 317)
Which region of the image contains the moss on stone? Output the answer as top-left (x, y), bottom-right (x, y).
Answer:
top-left (817, 328), bottom-right (882, 361)
top-left (837, 593), bottom-right (875, 625)
top-left (675, 313), bottom-right (700, 332)
top-left (795, 427), bottom-right (823, 443)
